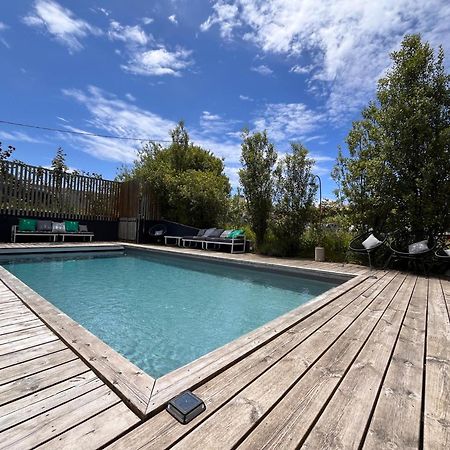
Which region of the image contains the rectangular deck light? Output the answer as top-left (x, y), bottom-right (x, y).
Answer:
top-left (167, 391), bottom-right (206, 424)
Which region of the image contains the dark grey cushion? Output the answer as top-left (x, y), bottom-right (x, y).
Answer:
top-left (196, 229), bottom-right (207, 236)
top-left (79, 224), bottom-right (88, 232)
top-left (209, 228), bottom-right (224, 237)
top-left (36, 220), bottom-right (52, 232)
top-left (203, 228), bottom-right (217, 237)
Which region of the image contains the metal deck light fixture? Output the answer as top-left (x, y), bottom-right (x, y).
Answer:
top-left (167, 391), bottom-right (206, 424)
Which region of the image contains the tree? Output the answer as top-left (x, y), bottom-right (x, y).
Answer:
top-left (333, 34), bottom-right (450, 236)
top-left (272, 143), bottom-right (317, 255)
top-left (126, 122), bottom-right (231, 228)
top-left (0, 142), bottom-right (15, 161)
top-left (239, 129), bottom-right (277, 247)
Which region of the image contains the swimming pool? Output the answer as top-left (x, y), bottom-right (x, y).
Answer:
top-left (1, 249), bottom-right (340, 378)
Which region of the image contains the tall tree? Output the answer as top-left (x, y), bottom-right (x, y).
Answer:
top-left (125, 122), bottom-right (231, 228)
top-left (272, 143), bottom-right (317, 255)
top-left (333, 34), bottom-right (450, 235)
top-left (239, 129), bottom-right (277, 247)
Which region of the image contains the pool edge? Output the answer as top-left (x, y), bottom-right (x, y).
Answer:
top-left (0, 243), bottom-right (372, 419)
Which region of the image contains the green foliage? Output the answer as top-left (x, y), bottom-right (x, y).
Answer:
top-left (126, 121), bottom-right (231, 228)
top-left (0, 142), bottom-right (15, 161)
top-left (225, 189), bottom-right (247, 228)
top-left (271, 143), bottom-right (317, 255)
top-left (51, 147), bottom-right (68, 173)
top-left (297, 228), bottom-right (353, 263)
top-left (333, 34), bottom-right (450, 235)
top-left (239, 129), bottom-right (277, 247)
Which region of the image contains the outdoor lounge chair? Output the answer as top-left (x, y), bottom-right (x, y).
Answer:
top-left (348, 230), bottom-right (387, 269)
top-left (385, 231), bottom-right (436, 274)
top-left (149, 223), bottom-right (167, 243)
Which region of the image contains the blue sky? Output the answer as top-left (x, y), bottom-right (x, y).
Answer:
top-left (0, 0), bottom-right (449, 197)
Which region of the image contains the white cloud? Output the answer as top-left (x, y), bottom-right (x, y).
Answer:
top-left (56, 116), bottom-right (68, 122)
top-left (122, 46), bottom-right (193, 76)
top-left (23, 0), bottom-right (101, 52)
top-left (106, 18), bottom-right (193, 77)
top-left (0, 23), bottom-right (9, 48)
top-left (201, 111), bottom-right (221, 121)
top-left (60, 86), bottom-right (243, 180)
top-left (203, 0), bottom-right (450, 118)
top-left (168, 15), bottom-right (178, 25)
top-left (199, 111), bottom-right (242, 137)
top-left (200, 2), bottom-right (240, 38)
top-left (254, 103), bottom-right (325, 141)
top-left (142, 17), bottom-right (154, 25)
top-left (251, 64), bottom-right (273, 76)
top-left (62, 86), bottom-right (175, 162)
top-left (108, 21), bottom-right (151, 46)
top-left (0, 131), bottom-right (47, 144)
top-left (239, 94), bottom-right (253, 101)
top-left (290, 64), bottom-right (312, 74)
top-left (125, 93), bottom-right (136, 102)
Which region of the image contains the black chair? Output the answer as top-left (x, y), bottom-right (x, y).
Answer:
top-left (386, 231), bottom-right (436, 274)
top-left (434, 237), bottom-right (450, 274)
top-left (348, 230), bottom-right (388, 269)
top-left (148, 223), bottom-right (167, 243)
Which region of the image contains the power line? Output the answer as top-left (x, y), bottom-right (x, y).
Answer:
top-left (0, 119), bottom-right (172, 143)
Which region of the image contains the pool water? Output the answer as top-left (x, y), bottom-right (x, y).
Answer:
top-left (2, 250), bottom-right (339, 377)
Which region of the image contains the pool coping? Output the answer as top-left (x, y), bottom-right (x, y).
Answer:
top-left (0, 243), bottom-right (371, 418)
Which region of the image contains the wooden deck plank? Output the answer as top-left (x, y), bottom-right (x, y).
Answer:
top-left (165, 273), bottom-right (402, 450)
top-left (110, 272), bottom-right (394, 449)
top-left (0, 385), bottom-right (121, 449)
top-left (0, 314), bottom-right (39, 329)
top-left (0, 348), bottom-right (77, 386)
top-left (236, 272), bottom-right (407, 450)
top-left (0, 359), bottom-right (89, 407)
top-left (0, 325), bottom-right (47, 345)
top-left (0, 332), bottom-right (58, 357)
top-left (364, 276), bottom-right (428, 449)
top-left (0, 340), bottom-right (66, 370)
top-left (0, 372), bottom-right (101, 433)
top-left (0, 319), bottom-right (42, 336)
top-left (299, 275), bottom-right (417, 449)
top-left (423, 278), bottom-right (450, 449)
top-left (42, 402), bottom-right (140, 450)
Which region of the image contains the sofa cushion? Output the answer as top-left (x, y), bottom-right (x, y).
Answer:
top-left (18, 218), bottom-right (37, 232)
top-left (52, 222), bottom-right (66, 233)
top-left (196, 229), bottom-right (206, 236)
top-left (203, 228), bottom-right (217, 237)
top-left (220, 230), bottom-right (233, 238)
top-left (209, 228), bottom-right (225, 238)
top-left (64, 221), bottom-right (79, 232)
top-left (227, 229), bottom-right (245, 239)
top-left (79, 224), bottom-right (89, 232)
top-left (36, 220), bottom-right (52, 232)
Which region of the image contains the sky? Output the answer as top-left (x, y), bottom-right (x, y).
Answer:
top-left (0, 0), bottom-right (449, 198)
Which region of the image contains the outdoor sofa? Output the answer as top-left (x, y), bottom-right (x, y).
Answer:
top-left (165, 228), bottom-right (247, 254)
top-left (12, 218), bottom-right (94, 243)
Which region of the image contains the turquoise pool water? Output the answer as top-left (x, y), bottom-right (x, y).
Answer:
top-left (2, 250), bottom-right (339, 377)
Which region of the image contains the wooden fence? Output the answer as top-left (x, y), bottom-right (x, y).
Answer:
top-left (0, 160), bottom-right (120, 220)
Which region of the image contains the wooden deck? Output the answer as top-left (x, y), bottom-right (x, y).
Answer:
top-left (0, 279), bottom-right (139, 449)
top-left (0, 243), bottom-right (449, 449)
